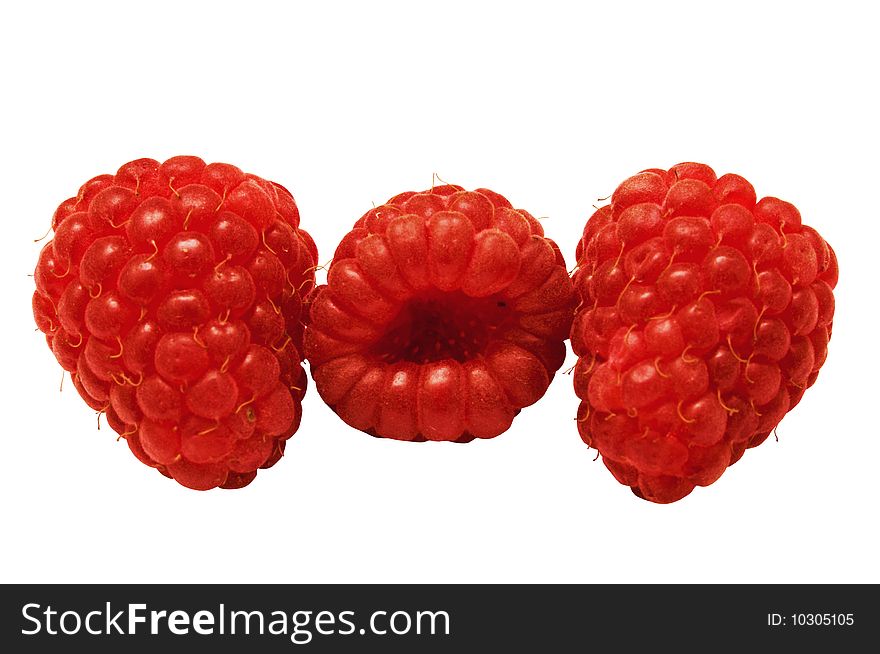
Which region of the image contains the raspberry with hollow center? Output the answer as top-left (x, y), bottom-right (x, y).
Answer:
top-left (305, 184), bottom-right (575, 442)
top-left (571, 163), bottom-right (837, 503)
top-left (32, 156), bottom-right (317, 490)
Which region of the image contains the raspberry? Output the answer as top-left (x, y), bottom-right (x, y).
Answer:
top-left (32, 157), bottom-right (317, 490)
top-left (305, 184), bottom-right (575, 442)
top-left (571, 163), bottom-right (837, 503)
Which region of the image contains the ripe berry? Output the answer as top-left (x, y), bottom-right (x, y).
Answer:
top-left (572, 163), bottom-right (837, 503)
top-left (32, 157), bottom-right (317, 490)
top-left (305, 185), bottom-right (575, 442)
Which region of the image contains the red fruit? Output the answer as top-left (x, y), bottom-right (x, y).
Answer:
top-left (306, 185), bottom-right (575, 442)
top-left (32, 156), bottom-right (317, 490)
top-left (572, 163), bottom-right (837, 503)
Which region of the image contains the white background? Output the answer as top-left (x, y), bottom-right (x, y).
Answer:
top-left (1, 0), bottom-right (877, 584)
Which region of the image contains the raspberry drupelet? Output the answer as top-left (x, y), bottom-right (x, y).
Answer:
top-left (571, 163), bottom-right (837, 503)
top-left (305, 185), bottom-right (575, 442)
top-left (32, 157), bottom-right (317, 489)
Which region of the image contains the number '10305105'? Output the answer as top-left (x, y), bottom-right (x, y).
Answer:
top-left (767, 613), bottom-right (854, 627)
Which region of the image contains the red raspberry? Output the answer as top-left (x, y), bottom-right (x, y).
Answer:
top-left (305, 184), bottom-right (574, 442)
top-left (571, 163), bottom-right (837, 503)
top-left (32, 157), bottom-right (317, 490)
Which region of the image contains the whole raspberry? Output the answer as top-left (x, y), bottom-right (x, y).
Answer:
top-left (32, 157), bottom-right (317, 490)
top-left (305, 184), bottom-right (574, 442)
top-left (571, 163), bottom-right (837, 503)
